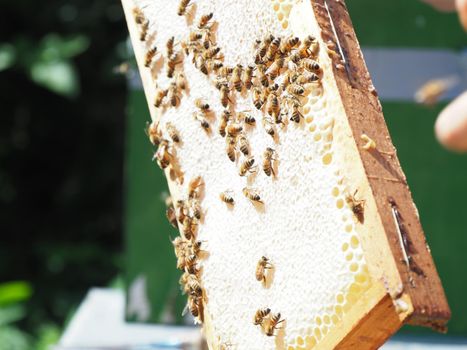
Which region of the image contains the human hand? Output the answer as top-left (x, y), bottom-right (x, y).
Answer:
top-left (420, 0), bottom-right (467, 152)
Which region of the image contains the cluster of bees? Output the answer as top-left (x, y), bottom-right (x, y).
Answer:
top-left (131, 0), bottom-right (339, 342)
top-left (166, 176), bottom-right (206, 322)
top-left (253, 308), bottom-right (285, 337)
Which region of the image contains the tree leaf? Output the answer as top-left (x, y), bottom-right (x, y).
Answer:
top-left (30, 59), bottom-right (79, 98)
top-left (0, 43), bottom-right (16, 72)
top-left (0, 281), bottom-right (32, 306)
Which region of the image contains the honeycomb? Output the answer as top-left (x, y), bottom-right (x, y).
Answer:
top-left (131, 0), bottom-right (373, 348)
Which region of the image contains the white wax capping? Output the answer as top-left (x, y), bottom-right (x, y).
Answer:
top-left (134, 0), bottom-right (368, 348)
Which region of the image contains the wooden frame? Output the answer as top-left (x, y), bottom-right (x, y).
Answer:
top-left (120, 0), bottom-right (450, 348)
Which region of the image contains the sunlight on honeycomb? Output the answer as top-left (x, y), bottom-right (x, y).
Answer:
top-left (133, 0), bottom-right (374, 348)
top-left (271, 0), bottom-right (299, 30)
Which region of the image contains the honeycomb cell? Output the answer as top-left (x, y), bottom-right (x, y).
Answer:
top-left (273, 3), bottom-right (280, 11)
top-left (336, 293), bottom-right (345, 304)
top-left (323, 315), bottom-right (330, 324)
top-left (331, 314), bottom-right (339, 325)
top-left (281, 3), bottom-right (293, 15)
top-left (306, 336), bottom-right (317, 348)
top-left (349, 282), bottom-right (361, 295)
top-left (282, 20), bottom-right (289, 29)
top-left (341, 242), bottom-right (349, 252)
top-left (314, 133), bottom-right (322, 142)
top-left (345, 224), bottom-right (353, 233)
top-left (297, 336), bottom-right (305, 346)
top-left (345, 252), bottom-right (353, 261)
top-left (350, 235), bottom-right (360, 248)
top-left (332, 187), bottom-right (339, 197)
top-left (315, 316), bottom-right (322, 325)
top-left (314, 327), bottom-right (322, 340)
top-left (278, 12), bottom-right (284, 21)
top-left (322, 153), bottom-right (333, 165)
top-left (305, 114), bottom-right (313, 123)
top-left (335, 305), bottom-right (343, 316)
top-left (355, 272), bottom-right (368, 284)
top-left (309, 124), bottom-right (316, 132)
top-left (336, 198), bottom-right (344, 209)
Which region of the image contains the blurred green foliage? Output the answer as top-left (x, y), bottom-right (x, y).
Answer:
top-left (0, 0), bottom-right (128, 348)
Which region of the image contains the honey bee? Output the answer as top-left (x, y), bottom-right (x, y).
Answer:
top-left (262, 147), bottom-right (276, 177)
top-left (144, 46), bottom-right (158, 67)
top-left (191, 201), bottom-right (202, 220)
top-left (242, 187), bottom-right (263, 203)
top-left (177, 0), bottom-right (191, 16)
top-left (189, 30), bottom-right (202, 42)
top-left (286, 83), bottom-right (305, 96)
top-left (182, 216), bottom-right (196, 240)
top-left (220, 85), bottom-right (230, 108)
top-left (188, 176), bottom-right (203, 199)
top-left (198, 13), bottom-right (213, 29)
top-left (207, 60), bottom-right (224, 72)
top-left (166, 36), bottom-right (175, 57)
top-left (265, 37), bottom-right (281, 62)
top-left (166, 53), bottom-right (181, 78)
top-left (219, 191), bottom-right (234, 204)
top-left (132, 7), bottom-right (145, 25)
top-left (255, 256), bottom-right (272, 283)
top-left (225, 136), bottom-right (237, 162)
top-left (202, 46), bottom-right (221, 60)
top-left (280, 71), bottom-right (296, 91)
top-left (257, 34), bottom-right (273, 58)
top-left (252, 87), bottom-right (264, 110)
top-left (267, 57), bottom-right (284, 80)
top-left (299, 35), bottom-right (318, 57)
top-left (266, 91), bottom-right (280, 117)
top-left (176, 72), bottom-right (186, 90)
top-left (139, 20), bottom-right (149, 41)
top-left (239, 156), bottom-right (256, 176)
top-left (296, 72), bottom-right (319, 84)
top-left (172, 236), bottom-right (186, 260)
top-left (219, 110), bottom-right (231, 137)
top-left (262, 117), bottom-right (275, 138)
top-left (184, 254), bottom-right (200, 274)
top-left (265, 312), bottom-right (284, 336)
top-left (290, 104), bottom-right (303, 123)
top-left (239, 111), bottom-right (255, 125)
top-left (187, 275), bottom-right (203, 297)
top-left (153, 139), bottom-right (171, 169)
top-left (242, 65), bottom-right (255, 90)
top-left (219, 66), bottom-right (234, 77)
top-left (167, 83), bottom-right (179, 107)
top-left (231, 65), bottom-right (243, 92)
top-left (185, 295), bottom-right (203, 319)
top-left (194, 112), bottom-right (210, 130)
top-left (280, 36), bottom-right (300, 55)
top-left (194, 98), bottom-right (209, 111)
top-left (301, 58), bottom-right (320, 72)
top-left (195, 55), bottom-right (208, 75)
top-left (166, 122), bottom-right (180, 143)
top-left (253, 307), bottom-right (271, 325)
top-left (226, 123), bottom-right (243, 137)
top-left (176, 199), bottom-right (187, 223)
top-left (166, 204), bottom-right (178, 228)
top-left (256, 65), bottom-right (269, 88)
top-left (346, 190), bottom-right (365, 223)
top-left (146, 120), bottom-right (161, 146)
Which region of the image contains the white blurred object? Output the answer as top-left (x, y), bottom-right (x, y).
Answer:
top-left (361, 48), bottom-right (467, 102)
top-left (57, 288), bottom-right (203, 349)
